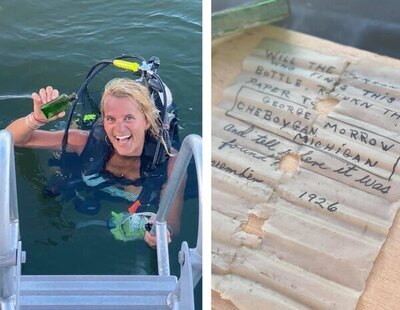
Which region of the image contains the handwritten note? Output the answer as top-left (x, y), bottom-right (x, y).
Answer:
top-left (212, 37), bottom-right (400, 309)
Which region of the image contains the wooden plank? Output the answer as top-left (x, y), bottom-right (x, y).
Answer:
top-left (212, 0), bottom-right (289, 39)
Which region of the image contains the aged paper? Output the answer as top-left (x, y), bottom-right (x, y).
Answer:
top-left (212, 38), bottom-right (400, 309)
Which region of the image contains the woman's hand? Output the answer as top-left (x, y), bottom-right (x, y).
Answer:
top-left (32, 86), bottom-right (65, 123)
top-left (144, 226), bottom-right (172, 248)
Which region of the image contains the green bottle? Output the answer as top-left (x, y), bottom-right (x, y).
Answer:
top-left (41, 93), bottom-right (77, 119)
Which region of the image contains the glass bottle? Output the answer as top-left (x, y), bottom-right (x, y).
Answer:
top-left (41, 93), bottom-right (77, 119)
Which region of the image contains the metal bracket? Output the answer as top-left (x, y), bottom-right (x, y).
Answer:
top-left (0, 249), bottom-right (25, 268)
top-left (178, 242), bottom-right (195, 310)
top-left (0, 252), bottom-right (17, 268)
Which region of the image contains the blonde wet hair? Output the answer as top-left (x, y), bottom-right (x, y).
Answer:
top-left (100, 78), bottom-right (160, 138)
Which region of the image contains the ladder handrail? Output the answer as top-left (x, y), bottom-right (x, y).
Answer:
top-left (0, 129), bottom-right (20, 309)
top-left (154, 134), bottom-right (202, 277)
top-left (0, 129), bottom-right (203, 309)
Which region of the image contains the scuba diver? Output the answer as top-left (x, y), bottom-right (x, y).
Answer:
top-left (6, 56), bottom-right (184, 248)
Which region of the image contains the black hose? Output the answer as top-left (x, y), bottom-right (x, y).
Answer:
top-left (150, 72), bottom-right (170, 168)
top-left (62, 61), bottom-right (111, 151)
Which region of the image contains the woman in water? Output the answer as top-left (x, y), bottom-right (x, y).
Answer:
top-left (6, 78), bottom-right (183, 247)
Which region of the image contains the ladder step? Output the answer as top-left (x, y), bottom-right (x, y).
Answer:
top-left (19, 275), bottom-right (177, 309)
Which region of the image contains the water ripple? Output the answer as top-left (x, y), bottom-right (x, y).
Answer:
top-left (0, 94), bottom-right (32, 100)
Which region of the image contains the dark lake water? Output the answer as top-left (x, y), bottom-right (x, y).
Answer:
top-left (0, 0), bottom-right (202, 307)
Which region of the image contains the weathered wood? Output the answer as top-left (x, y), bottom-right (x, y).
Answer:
top-left (212, 0), bottom-right (289, 39)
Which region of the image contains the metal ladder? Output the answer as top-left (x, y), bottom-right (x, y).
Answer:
top-left (0, 130), bottom-right (202, 309)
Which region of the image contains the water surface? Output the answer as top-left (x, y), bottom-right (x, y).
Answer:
top-left (0, 0), bottom-right (202, 306)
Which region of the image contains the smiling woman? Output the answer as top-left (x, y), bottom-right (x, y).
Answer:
top-left (101, 78), bottom-right (156, 157)
top-left (6, 78), bottom-right (183, 248)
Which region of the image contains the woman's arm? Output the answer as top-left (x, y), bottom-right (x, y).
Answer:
top-left (6, 86), bottom-right (88, 154)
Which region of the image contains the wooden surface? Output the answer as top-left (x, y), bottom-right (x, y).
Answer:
top-left (212, 25), bottom-right (400, 310)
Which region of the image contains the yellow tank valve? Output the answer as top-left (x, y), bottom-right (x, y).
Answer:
top-left (112, 59), bottom-right (140, 72)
